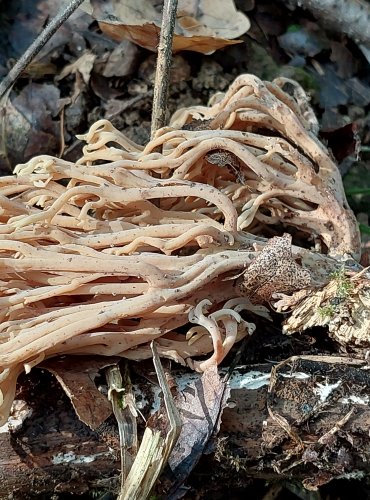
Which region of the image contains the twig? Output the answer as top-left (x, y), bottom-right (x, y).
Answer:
top-left (0, 0), bottom-right (85, 101)
top-left (151, 0), bottom-right (179, 139)
top-left (318, 407), bottom-right (355, 445)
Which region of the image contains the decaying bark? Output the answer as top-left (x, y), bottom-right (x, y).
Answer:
top-left (2, 355), bottom-right (370, 498)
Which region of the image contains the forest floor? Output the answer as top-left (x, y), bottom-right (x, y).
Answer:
top-left (1, 0), bottom-right (370, 498)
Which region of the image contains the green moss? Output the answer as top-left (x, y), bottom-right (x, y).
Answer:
top-left (280, 66), bottom-right (319, 94)
top-left (316, 268), bottom-right (354, 319)
top-left (317, 304), bottom-right (336, 319)
top-left (330, 268), bottom-right (353, 298)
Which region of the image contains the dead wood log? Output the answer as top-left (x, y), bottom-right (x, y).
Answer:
top-left (1, 354), bottom-right (370, 498)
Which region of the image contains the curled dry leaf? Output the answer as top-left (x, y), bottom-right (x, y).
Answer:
top-left (40, 356), bottom-right (120, 429)
top-left (236, 233), bottom-right (312, 303)
top-left (56, 51), bottom-right (96, 103)
top-left (57, 51), bottom-right (96, 86)
top-left (165, 364), bottom-right (230, 496)
top-left (87, 0), bottom-right (250, 54)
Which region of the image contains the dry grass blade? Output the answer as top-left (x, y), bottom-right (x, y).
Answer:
top-left (119, 342), bottom-right (182, 499)
top-left (106, 363), bottom-right (138, 484)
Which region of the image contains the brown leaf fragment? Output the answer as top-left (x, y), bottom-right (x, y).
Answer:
top-left (88, 0), bottom-right (250, 54)
top-left (165, 364), bottom-right (230, 497)
top-left (102, 40), bottom-right (139, 78)
top-left (57, 52), bottom-right (96, 86)
top-left (56, 52), bottom-right (96, 103)
top-left (206, 149), bottom-right (245, 183)
top-left (41, 356), bottom-right (120, 430)
top-left (237, 234), bottom-right (312, 303)
top-left (7, 82), bottom-right (61, 163)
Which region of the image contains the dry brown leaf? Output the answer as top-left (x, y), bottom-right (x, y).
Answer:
top-left (88, 0), bottom-right (250, 54)
top-left (165, 365), bottom-right (230, 495)
top-left (57, 51), bottom-right (96, 85)
top-left (5, 82), bottom-right (61, 165)
top-left (41, 356), bottom-right (120, 429)
top-left (236, 234), bottom-right (312, 303)
top-left (56, 51), bottom-right (96, 104)
top-left (102, 40), bottom-right (140, 78)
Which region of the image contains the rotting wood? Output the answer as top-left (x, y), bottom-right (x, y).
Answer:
top-left (1, 355), bottom-right (370, 498)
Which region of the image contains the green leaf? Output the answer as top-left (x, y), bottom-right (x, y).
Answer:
top-left (359, 223), bottom-right (370, 235)
top-left (287, 24), bottom-right (301, 33)
top-left (345, 187), bottom-right (370, 195)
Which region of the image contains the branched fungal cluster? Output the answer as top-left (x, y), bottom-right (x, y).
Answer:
top-left (0, 74), bottom-right (360, 424)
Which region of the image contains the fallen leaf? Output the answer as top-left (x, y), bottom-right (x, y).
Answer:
top-left (330, 41), bottom-right (358, 79)
top-left (6, 83), bottom-right (61, 164)
top-left (57, 51), bottom-right (96, 86)
top-left (56, 51), bottom-right (96, 103)
top-left (165, 364), bottom-right (230, 497)
top-left (236, 234), bottom-right (312, 304)
top-left (278, 26), bottom-right (329, 58)
top-left (90, 72), bottom-right (125, 101)
top-left (0, 97), bottom-right (30, 172)
top-left (88, 0), bottom-right (250, 54)
top-left (317, 67), bottom-right (370, 109)
top-left (102, 40), bottom-right (140, 77)
top-left (40, 356), bottom-right (120, 429)
top-left (320, 122), bottom-right (361, 163)
top-left (3, 0), bottom-right (90, 67)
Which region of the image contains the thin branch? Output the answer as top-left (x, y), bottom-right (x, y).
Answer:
top-left (151, 0), bottom-right (179, 139)
top-left (0, 0), bottom-right (86, 101)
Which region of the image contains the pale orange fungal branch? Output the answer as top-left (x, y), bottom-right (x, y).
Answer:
top-left (0, 74), bottom-right (361, 425)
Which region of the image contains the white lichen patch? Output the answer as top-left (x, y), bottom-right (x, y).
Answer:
top-left (339, 394), bottom-right (369, 405)
top-left (281, 371), bottom-right (311, 380)
top-left (228, 369), bottom-right (270, 390)
top-left (0, 422), bottom-right (9, 433)
top-left (51, 450), bottom-right (111, 465)
top-left (314, 380), bottom-right (341, 402)
top-left (0, 399), bottom-right (32, 433)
